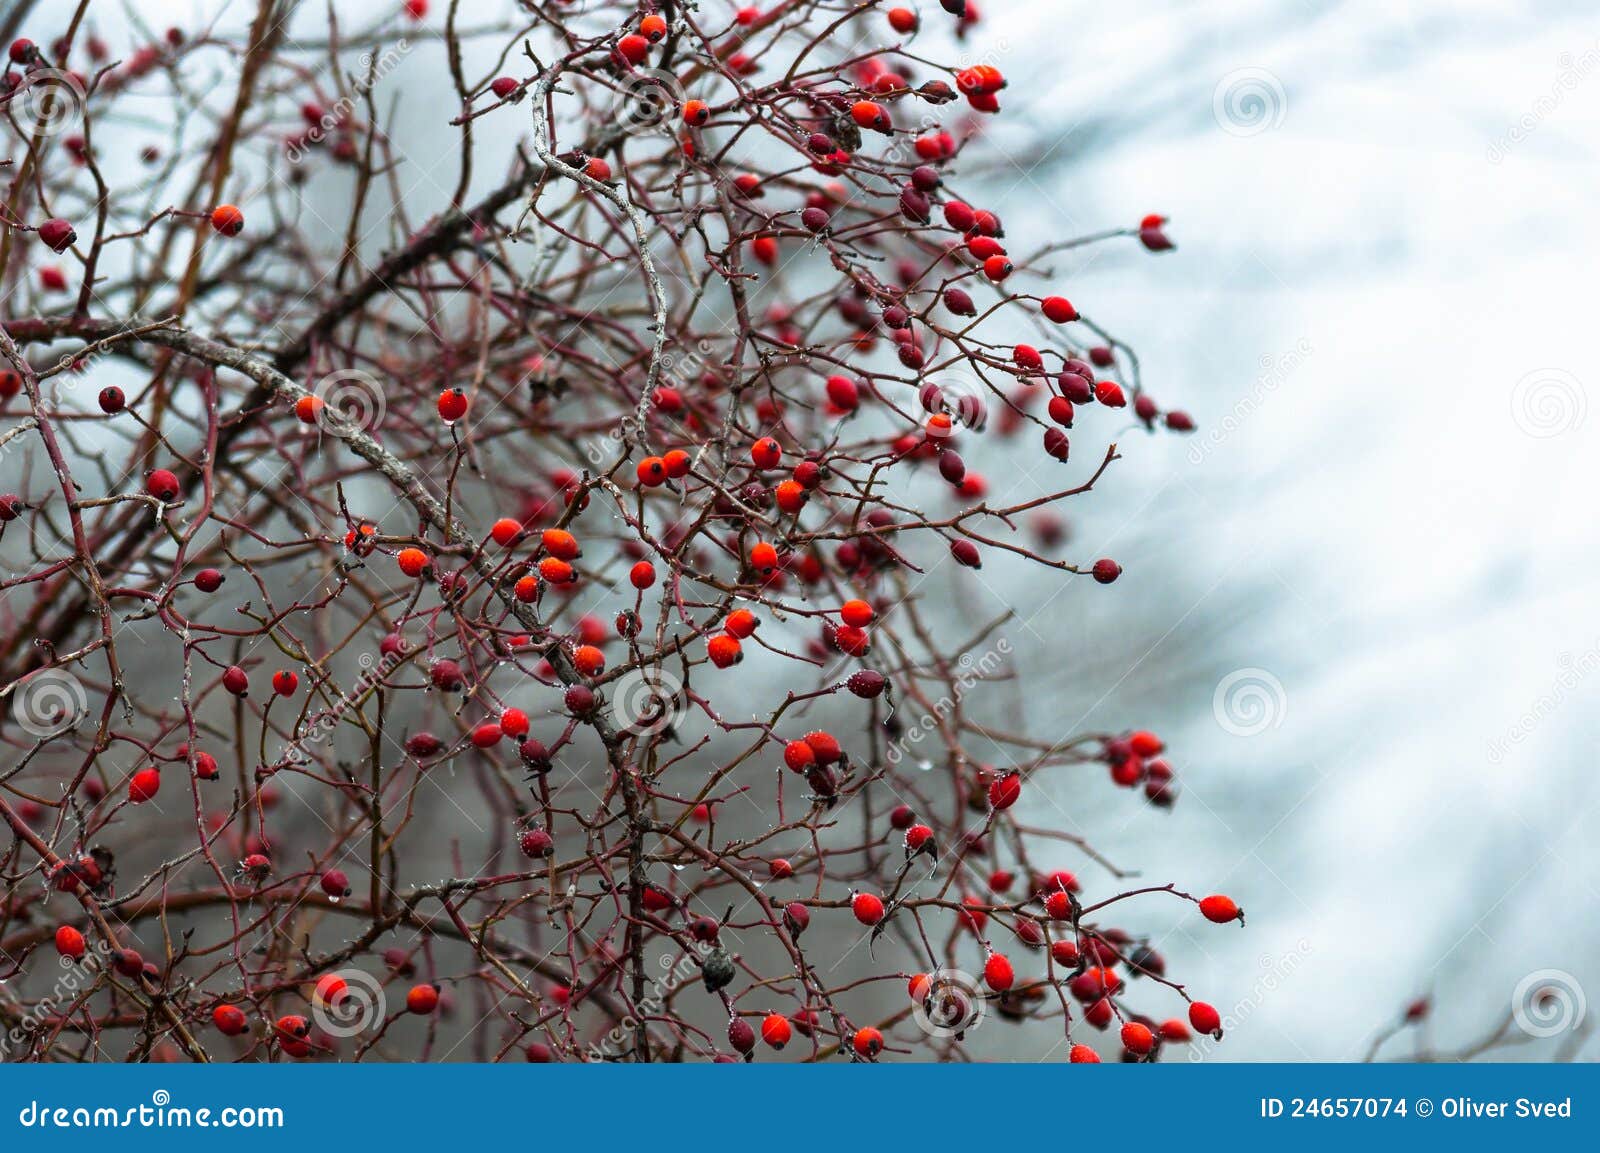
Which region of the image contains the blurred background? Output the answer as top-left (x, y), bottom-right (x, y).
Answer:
top-left (7, 0), bottom-right (1596, 1060)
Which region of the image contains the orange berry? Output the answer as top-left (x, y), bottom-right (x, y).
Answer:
top-left (210, 204), bottom-right (244, 236)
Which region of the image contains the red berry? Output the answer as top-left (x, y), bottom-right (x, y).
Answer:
top-left (271, 669), bottom-right (298, 697)
top-left (988, 771), bottom-right (1021, 810)
top-left (500, 708), bottom-right (529, 738)
top-left (437, 388), bottom-right (469, 422)
top-left (397, 547), bottom-right (431, 578)
top-left (760, 1012), bottom-right (792, 1050)
top-left (146, 469), bottom-right (181, 501)
top-left (1093, 380), bottom-right (1126, 407)
top-left (888, 7), bottom-right (919, 33)
top-left (803, 730), bottom-right (841, 763)
top-left (982, 255), bottom-right (1013, 282)
top-left (1069, 1043), bottom-right (1100, 1063)
top-left (640, 14), bottom-right (669, 41)
top-left (406, 984), bottom-right (441, 1014)
top-left (851, 892), bottom-right (884, 925)
top-left (128, 767), bottom-right (162, 803)
top-left (542, 528), bottom-right (580, 559)
top-left (1042, 296), bottom-right (1079, 324)
top-left (54, 925), bottom-right (87, 959)
top-left (707, 633), bottom-right (743, 668)
top-left (682, 99), bottom-right (710, 127)
top-left (1121, 1021), bottom-right (1155, 1055)
top-left (519, 828), bottom-right (554, 858)
top-left (1091, 558), bottom-right (1122, 585)
top-left (1199, 894), bottom-right (1244, 925)
top-left (725, 609), bottom-right (759, 638)
top-left (840, 599), bottom-right (874, 628)
top-left (210, 204), bottom-right (244, 236)
top-left (852, 1026), bottom-right (883, 1058)
top-left (950, 539), bottom-right (982, 569)
top-left (1189, 1001), bottom-right (1223, 1038)
top-left (38, 218), bottom-right (76, 253)
top-left (490, 518), bottom-right (523, 547)
top-left (320, 869), bottom-right (352, 898)
top-left (983, 952), bottom-right (1014, 991)
top-left (222, 665), bottom-right (249, 696)
top-left (783, 739), bottom-right (816, 772)
top-left (629, 560), bottom-right (656, 589)
top-left (1160, 1018), bottom-right (1192, 1043)
top-left (617, 33), bottom-right (650, 65)
top-left (195, 568), bottom-right (224, 592)
top-left (213, 1004), bottom-right (249, 1036)
top-left (750, 436), bottom-right (782, 469)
